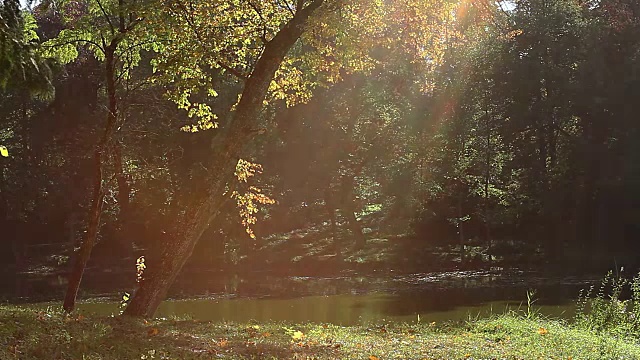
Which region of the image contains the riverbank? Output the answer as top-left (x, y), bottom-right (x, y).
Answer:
top-left (1, 305), bottom-right (638, 359)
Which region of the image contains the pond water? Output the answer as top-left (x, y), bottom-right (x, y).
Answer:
top-left (14, 269), bottom-right (597, 325)
top-left (66, 294), bottom-right (576, 326)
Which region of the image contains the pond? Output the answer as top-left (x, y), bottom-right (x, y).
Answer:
top-left (11, 269), bottom-right (598, 325)
top-left (67, 294), bottom-right (575, 326)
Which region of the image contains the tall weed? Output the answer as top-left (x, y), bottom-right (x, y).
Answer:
top-left (575, 270), bottom-right (640, 339)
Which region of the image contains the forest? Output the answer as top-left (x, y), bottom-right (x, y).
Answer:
top-left (1, 0), bottom-right (640, 327)
top-left (3, 0), bottom-right (640, 358)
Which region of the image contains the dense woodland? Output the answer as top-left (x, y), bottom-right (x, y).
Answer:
top-left (1, 0), bottom-right (639, 317)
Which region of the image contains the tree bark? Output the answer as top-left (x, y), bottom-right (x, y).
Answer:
top-left (123, 0), bottom-right (325, 318)
top-left (63, 149), bottom-right (105, 312)
top-left (114, 142), bottom-right (133, 257)
top-left (63, 44), bottom-right (119, 312)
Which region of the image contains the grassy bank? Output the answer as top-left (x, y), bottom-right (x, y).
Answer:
top-left (1, 304), bottom-right (639, 359)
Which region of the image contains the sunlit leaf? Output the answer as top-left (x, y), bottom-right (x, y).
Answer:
top-left (0, 146), bottom-right (8, 157)
top-left (292, 330), bottom-right (305, 340)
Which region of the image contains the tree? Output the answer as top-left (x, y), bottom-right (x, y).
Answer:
top-left (41, 0), bottom-right (157, 312)
top-left (122, 0), bottom-right (327, 317)
top-left (1, 0), bottom-right (53, 92)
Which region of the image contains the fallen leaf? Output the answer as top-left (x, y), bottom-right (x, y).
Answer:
top-left (369, 356), bottom-right (380, 360)
top-left (147, 327), bottom-right (159, 336)
top-left (537, 327), bottom-right (548, 335)
top-left (292, 330), bottom-right (305, 340)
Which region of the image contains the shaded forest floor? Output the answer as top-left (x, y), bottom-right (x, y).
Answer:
top-left (9, 215), bottom-right (624, 289)
top-left (1, 305), bottom-right (639, 359)
top-left (222, 223), bottom-right (545, 277)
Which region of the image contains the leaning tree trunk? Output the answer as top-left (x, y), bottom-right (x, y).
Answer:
top-left (123, 0), bottom-right (325, 318)
top-left (63, 44), bottom-right (119, 313)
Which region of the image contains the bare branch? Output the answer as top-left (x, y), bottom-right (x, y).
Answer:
top-left (94, 0), bottom-right (117, 35)
top-left (276, 0), bottom-right (296, 17)
top-left (43, 38), bottom-right (106, 55)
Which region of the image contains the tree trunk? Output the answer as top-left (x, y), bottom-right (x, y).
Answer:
top-left (63, 149), bottom-right (105, 312)
top-left (340, 175), bottom-right (365, 249)
top-left (484, 109), bottom-right (492, 259)
top-left (63, 44), bottom-right (119, 312)
top-left (458, 192), bottom-right (465, 264)
top-left (123, 0), bottom-right (325, 318)
top-left (114, 142), bottom-right (133, 258)
top-left (345, 206), bottom-right (365, 249)
top-left (325, 186), bottom-right (339, 253)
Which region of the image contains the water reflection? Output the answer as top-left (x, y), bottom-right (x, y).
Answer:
top-left (7, 268), bottom-right (595, 325)
top-left (70, 293), bottom-right (575, 326)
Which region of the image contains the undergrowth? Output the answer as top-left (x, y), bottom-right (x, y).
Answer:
top-left (575, 269), bottom-right (640, 340)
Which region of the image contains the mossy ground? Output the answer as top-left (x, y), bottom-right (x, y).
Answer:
top-left (1, 305), bottom-right (639, 359)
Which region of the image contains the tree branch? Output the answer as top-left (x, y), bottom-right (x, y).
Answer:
top-left (216, 60), bottom-right (249, 80)
top-left (244, 0), bottom-right (269, 43)
top-left (94, 0), bottom-right (116, 35)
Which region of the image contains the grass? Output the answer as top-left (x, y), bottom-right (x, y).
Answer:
top-left (2, 304), bottom-right (640, 359)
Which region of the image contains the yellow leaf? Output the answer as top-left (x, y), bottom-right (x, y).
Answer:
top-left (537, 327), bottom-right (548, 335)
top-left (0, 146), bottom-right (8, 157)
top-left (292, 330), bottom-right (305, 340)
